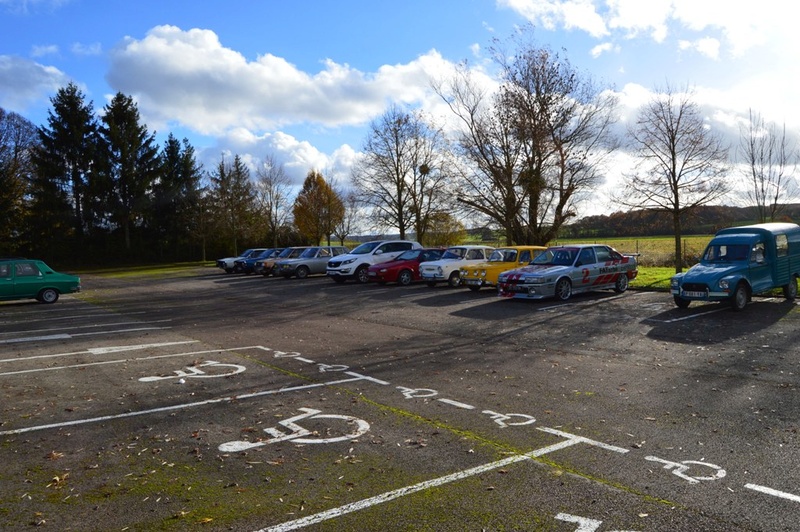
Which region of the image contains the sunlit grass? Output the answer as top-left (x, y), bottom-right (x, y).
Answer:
top-left (78, 262), bottom-right (213, 278)
top-left (631, 267), bottom-right (674, 291)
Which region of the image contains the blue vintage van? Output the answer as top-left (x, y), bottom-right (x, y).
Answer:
top-left (671, 222), bottom-right (800, 310)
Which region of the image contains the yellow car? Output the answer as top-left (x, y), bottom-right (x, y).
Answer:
top-left (459, 245), bottom-right (547, 292)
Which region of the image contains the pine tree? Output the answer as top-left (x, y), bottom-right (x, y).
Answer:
top-left (149, 134), bottom-right (203, 260)
top-left (30, 83), bottom-right (98, 246)
top-left (96, 92), bottom-right (160, 252)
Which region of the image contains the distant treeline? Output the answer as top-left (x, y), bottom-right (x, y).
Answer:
top-left (555, 205), bottom-right (800, 239)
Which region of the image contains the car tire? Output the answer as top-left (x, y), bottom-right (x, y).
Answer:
top-left (783, 276), bottom-right (797, 300)
top-left (554, 278), bottom-right (572, 301)
top-left (296, 266), bottom-right (310, 279)
top-left (225, 267), bottom-right (234, 274)
top-left (613, 274), bottom-right (629, 293)
top-left (398, 270), bottom-right (413, 286)
top-left (731, 283), bottom-right (749, 311)
top-left (673, 295), bottom-right (690, 308)
top-left (447, 271), bottom-right (461, 288)
top-left (355, 265), bottom-right (369, 284)
top-left (38, 288), bottom-right (59, 304)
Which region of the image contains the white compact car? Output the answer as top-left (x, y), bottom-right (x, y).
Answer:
top-left (419, 245), bottom-right (495, 287)
top-left (326, 240), bottom-right (422, 283)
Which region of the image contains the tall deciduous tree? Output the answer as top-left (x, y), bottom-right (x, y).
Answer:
top-left (333, 191), bottom-right (364, 246)
top-left (619, 84), bottom-right (730, 272)
top-left (353, 105), bottom-right (449, 242)
top-left (0, 108), bottom-right (36, 255)
top-left (436, 34), bottom-right (618, 245)
top-left (30, 83), bottom-right (98, 242)
top-left (292, 170), bottom-right (344, 245)
top-left (96, 92), bottom-right (160, 251)
top-left (255, 154), bottom-right (293, 248)
top-left (209, 154), bottom-right (258, 254)
top-left (738, 109), bottom-right (799, 222)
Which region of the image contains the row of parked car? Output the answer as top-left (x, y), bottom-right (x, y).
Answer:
top-left (215, 239), bottom-right (641, 301)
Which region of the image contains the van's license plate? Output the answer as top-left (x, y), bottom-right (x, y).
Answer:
top-left (682, 290), bottom-right (706, 298)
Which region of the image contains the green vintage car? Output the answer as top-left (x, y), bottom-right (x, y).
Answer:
top-left (0, 258), bottom-right (81, 304)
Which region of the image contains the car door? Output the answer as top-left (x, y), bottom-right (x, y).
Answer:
top-left (12, 261), bottom-right (44, 298)
top-left (311, 247), bottom-right (331, 274)
top-left (375, 242), bottom-right (408, 263)
top-left (574, 247), bottom-right (599, 289)
top-left (0, 262), bottom-right (13, 299)
top-left (748, 241), bottom-right (773, 293)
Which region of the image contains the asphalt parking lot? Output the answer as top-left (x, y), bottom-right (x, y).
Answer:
top-left (1, 268), bottom-right (799, 531)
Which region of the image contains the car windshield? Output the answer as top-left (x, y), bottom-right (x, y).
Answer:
top-left (350, 242), bottom-right (381, 255)
top-left (441, 248), bottom-right (466, 260)
top-left (395, 250), bottom-right (421, 261)
top-left (255, 249), bottom-right (274, 258)
top-left (703, 244), bottom-right (749, 262)
top-left (488, 249), bottom-right (518, 262)
top-left (300, 247), bottom-right (320, 258)
top-left (276, 247), bottom-right (295, 258)
top-left (532, 248), bottom-right (578, 266)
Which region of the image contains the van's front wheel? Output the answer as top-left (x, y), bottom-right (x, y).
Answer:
top-left (731, 283), bottom-right (749, 311)
top-left (783, 276), bottom-right (797, 300)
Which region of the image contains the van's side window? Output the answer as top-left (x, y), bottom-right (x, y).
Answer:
top-left (777, 234), bottom-right (789, 257)
top-left (751, 242), bottom-right (766, 263)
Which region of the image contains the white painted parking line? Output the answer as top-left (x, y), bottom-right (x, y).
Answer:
top-left (0, 326), bottom-right (172, 344)
top-left (745, 483), bottom-right (800, 503)
top-left (643, 307), bottom-right (728, 323)
top-left (0, 351), bottom-right (232, 377)
top-left (0, 318), bottom-right (172, 337)
top-left (260, 428), bottom-right (629, 532)
top-left (0, 371), bottom-right (387, 435)
top-left (0, 341), bottom-right (198, 363)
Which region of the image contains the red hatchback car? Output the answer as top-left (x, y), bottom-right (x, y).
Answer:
top-left (366, 248), bottom-right (444, 286)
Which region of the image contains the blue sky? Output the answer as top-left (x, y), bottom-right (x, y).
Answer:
top-left (1, 0), bottom-right (796, 216)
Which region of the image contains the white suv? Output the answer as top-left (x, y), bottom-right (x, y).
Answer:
top-left (326, 240), bottom-right (422, 283)
top-left (419, 245), bottom-right (495, 287)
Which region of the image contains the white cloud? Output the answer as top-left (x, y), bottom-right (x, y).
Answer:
top-left (0, 55), bottom-right (69, 111)
top-left (200, 128), bottom-right (358, 187)
top-left (678, 37), bottom-right (722, 60)
top-left (498, 0), bottom-right (608, 38)
top-left (71, 42), bottom-right (102, 56)
top-left (590, 42), bottom-right (616, 58)
top-left (106, 25), bottom-right (454, 138)
top-left (31, 44), bottom-right (58, 57)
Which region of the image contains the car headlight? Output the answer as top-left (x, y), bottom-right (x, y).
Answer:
top-left (719, 279), bottom-right (729, 290)
top-left (379, 268), bottom-right (387, 273)
top-left (342, 258), bottom-right (356, 265)
top-left (670, 278), bottom-right (680, 288)
top-left (480, 270), bottom-right (486, 277)
top-left (437, 266), bottom-right (443, 275)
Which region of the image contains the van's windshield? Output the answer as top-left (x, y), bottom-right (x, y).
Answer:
top-left (703, 244), bottom-right (750, 262)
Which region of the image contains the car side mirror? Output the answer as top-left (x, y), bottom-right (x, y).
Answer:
top-left (374, 250), bottom-right (383, 255)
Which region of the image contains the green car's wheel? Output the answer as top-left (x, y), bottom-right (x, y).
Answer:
top-left (38, 288), bottom-right (59, 304)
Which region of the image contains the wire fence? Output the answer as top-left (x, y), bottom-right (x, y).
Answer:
top-left (550, 236), bottom-right (712, 268)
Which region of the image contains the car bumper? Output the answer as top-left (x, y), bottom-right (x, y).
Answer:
top-left (497, 282), bottom-right (553, 299)
top-left (327, 269), bottom-right (354, 279)
top-left (461, 278), bottom-right (492, 288)
top-left (420, 272), bottom-right (446, 282)
top-left (671, 288), bottom-right (729, 301)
